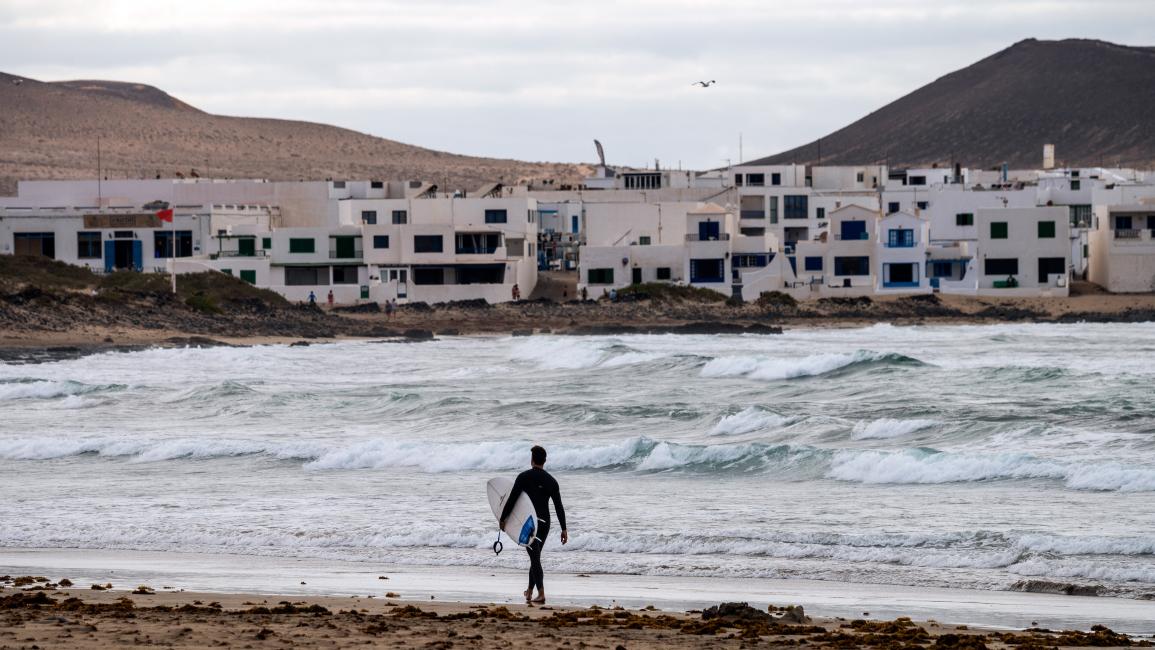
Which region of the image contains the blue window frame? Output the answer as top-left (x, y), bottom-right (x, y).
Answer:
top-left (690, 258), bottom-right (725, 283)
top-left (834, 256), bottom-right (870, 276)
top-left (888, 229), bottom-right (914, 247)
top-left (930, 261), bottom-right (954, 278)
top-left (884, 262), bottom-right (919, 287)
top-left (804, 256), bottom-right (823, 271)
top-left (732, 254), bottom-right (768, 268)
top-left (697, 221), bottom-right (721, 240)
top-left (783, 195), bottom-right (808, 219)
top-left (484, 209), bottom-right (508, 224)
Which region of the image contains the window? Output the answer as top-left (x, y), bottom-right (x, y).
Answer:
top-left (1069, 205), bottom-right (1092, 228)
top-left (456, 232), bottom-right (500, 254)
top-left (457, 265), bottom-right (504, 284)
top-left (1070, 180), bottom-right (1081, 191)
top-left (816, 207), bottom-right (825, 220)
top-left (931, 261), bottom-right (954, 278)
top-left (239, 269), bottom-right (257, 285)
top-left (956, 213), bottom-right (974, 226)
top-left (887, 263), bottom-right (916, 284)
top-left (1071, 170), bottom-right (1080, 178)
top-left (638, 236), bottom-right (652, 246)
top-left (888, 229), bottom-right (914, 247)
top-left (990, 222), bottom-right (1008, 239)
top-left (289, 238), bottom-right (315, 253)
top-left (154, 230), bottom-right (193, 258)
top-left (804, 256), bottom-right (823, 271)
top-left (732, 254), bottom-right (768, 268)
top-left (332, 265), bottom-right (359, 284)
top-left (689, 259), bottom-right (725, 283)
top-left (909, 175), bottom-right (927, 186)
top-left (285, 266), bottom-right (326, 286)
top-left (370, 181), bottom-right (384, 189)
top-left (413, 268), bottom-right (444, 285)
top-left (856, 172), bottom-right (864, 183)
top-left (13, 232), bottom-right (56, 258)
top-left (917, 201), bottom-right (928, 210)
top-left (373, 235), bottom-right (390, 249)
top-left (834, 256), bottom-right (870, 276)
top-left (771, 173), bottom-right (781, 186)
top-left (262, 237), bottom-right (272, 249)
top-left (656, 267), bottom-right (672, 280)
top-left (768, 196), bottom-right (779, 223)
top-left (587, 268), bottom-right (614, 284)
top-left (783, 195), bottom-right (808, 219)
top-left (361, 210), bottom-right (377, 225)
top-left (839, 220), bottom-right (866, 241)
top-left (887, 202), bottom-right (900, 214)
top-left (746, 173), bottom-right (764, 187)
top-left (505, 237), bottom-right (525, 257)
top-left (734, 174), bottom-right (743, 187)
top-left (1038, 257), bottom-right (1065, 279)
top-left (1115, 215), bottom-right (1133, 230)
top-left (332, 181), bottom-right (346, 189)
top-left (1037, 221), bottom-right (1056, 238)
top-left (484, 209), bottom-right (508, 224)
top-left (984, 258), bottom-right (1019, 275)
top-left (414, 235), bottom-right (443, 253)
top-left (77, 232), bottom-right (102, 259)
top-left (392, 210), bottom-right (408, 225)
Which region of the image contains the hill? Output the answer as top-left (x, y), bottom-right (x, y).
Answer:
top-left (0, 71), bottom-right (587, 195)
top-left (747, 39), bottom-right (1155, 169)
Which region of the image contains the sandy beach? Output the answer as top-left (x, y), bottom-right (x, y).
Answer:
top-left (3, 572), bottom-right (1152, 649)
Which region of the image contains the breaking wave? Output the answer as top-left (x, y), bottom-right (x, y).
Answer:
top-left (700, 350), bottom-right (925, 381)
top-left (0, 378), bottom-right (121, 401)
top-left (708, 407), bottom-right (793, 436)
top-left (851, 418), bottom-right (940, 440)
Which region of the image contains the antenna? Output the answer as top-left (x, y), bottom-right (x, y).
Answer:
top-left (739, 132), bottom-right (743, 164)
top-left (97, 137), bottom-right (102, 210)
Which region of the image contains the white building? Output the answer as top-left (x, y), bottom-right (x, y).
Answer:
top-left (974, 207), bottom-right (1070, 296)
top-left (1087, 203), bottom-right (1155, 293)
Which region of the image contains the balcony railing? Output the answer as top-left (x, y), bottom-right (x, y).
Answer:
top-left (211, 250), bottom-right (267, 259)
top-left (834, 233), bottom-right (870, 241)
top-left (685, 233), bottom-right (731, 242)
top-left (329, 247), bottom-right (364, 259)
top-left (885, 241), bottom-right (916, 248)
top-left (1114, 229), bottom-right (1142, 239)
top-left (455, 246), bottom-right (498, 255)
top-left (740, 210), bottom-right (765, 219)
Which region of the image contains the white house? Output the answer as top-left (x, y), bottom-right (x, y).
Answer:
top-left (974, 207), bottom-right (1070, 296)
top-left (1087, 203), bottom-right (1155, 293)
top-left (875, 211), bottom-right (931, 294)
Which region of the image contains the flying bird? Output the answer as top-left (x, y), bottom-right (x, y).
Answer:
top-left (693, 80), bottom-right (716, 87)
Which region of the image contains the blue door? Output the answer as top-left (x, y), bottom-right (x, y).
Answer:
top-left (698, 221), bottom-right (720, 240)
top-left (132, 240), bottom-right (143, 271)
top-left (104, 241), bottom-right (115, 273)
top-left (571, 215), bottom-right (579, 234)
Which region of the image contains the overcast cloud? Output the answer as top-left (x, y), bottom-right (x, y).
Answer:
top-left (2, 0), bottom-right (1152, 169)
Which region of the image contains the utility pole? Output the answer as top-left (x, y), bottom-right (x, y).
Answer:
top-left (97, 137), bottom-right (102, 210)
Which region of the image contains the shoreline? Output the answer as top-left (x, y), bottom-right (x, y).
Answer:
top-left (3, 547), bottom-right (1155, 636)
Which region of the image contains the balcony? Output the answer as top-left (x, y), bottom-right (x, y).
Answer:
top-left (455, 246), bottom-right (498, 255)
top-left (740, 210), bottom-right (766, 219)
top-left (211, 250), bottom-right (267, 259)
top-left (685, 233), bottom-right (731, 242)
top-left (1114, 229), bottom-right (1142, 240)
top-left (329, 247), bottom-right (363, 260)
top-left (834, 233), bottom-right (870, 241)
top-left (885, 240), bottom-right (916, 248)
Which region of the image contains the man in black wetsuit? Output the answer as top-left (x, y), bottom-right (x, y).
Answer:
top-left (499, 445), bottom-right (567, 603)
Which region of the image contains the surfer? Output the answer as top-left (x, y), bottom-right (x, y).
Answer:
top-left (499, 445), bottom-right (567, 604)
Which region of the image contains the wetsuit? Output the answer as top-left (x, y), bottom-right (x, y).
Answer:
top-left (499, 467), bottom-right (566, 595)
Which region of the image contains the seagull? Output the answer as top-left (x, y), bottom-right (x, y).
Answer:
top-left (693, 80), bottom-right (716, 87)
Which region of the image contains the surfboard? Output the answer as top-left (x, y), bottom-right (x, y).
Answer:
top-left (487, 476), bottom-right (538, 547)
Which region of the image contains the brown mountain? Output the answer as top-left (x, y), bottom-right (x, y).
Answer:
top-left (747, 39), bottom-right (1155, 170)
top-left (0, 72), bottom-right (587, 196)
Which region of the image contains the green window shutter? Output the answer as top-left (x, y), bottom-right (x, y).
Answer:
top-left (956, 213), bottom-right (973, 226)
top-left (990, 222), bottom-right (1008, 239)
top-left (289, 238), bottom-right (315, 253)
top-left (220, 268), bottom-right (232, 276)
top-left (262, 237), bottom-right (272, 249)
top-left (335, 236), bottom-right (356, 258)
top-left (238, 238), bottom-right (256, 256)
top-left (1037, 221), bottom-right (1055, 238)
top-left (240, 270), bottom-right (257, 284)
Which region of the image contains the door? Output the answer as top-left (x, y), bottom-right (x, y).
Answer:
top-left (335, 236), bottom-right (356, 258)
top-left (132, 241), bottom-right (143, 271)
top-left (397, 269), bottom-right (408, 298)
top-left (238, 238), bottom-right (256, 257)
top-left (632, 268), bottom-right (642, 285)
top-left (104, 241), bottom-right (116, 273)
top-left (572, 215), bottom-right (580, 234)
top-left (698, 221), bottom-right (720, 241)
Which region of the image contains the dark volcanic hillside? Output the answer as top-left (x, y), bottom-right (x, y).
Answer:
top-left (749, 39), bottom-right (1155, 169)
top-left (0, 72), bottom-right (587, 195)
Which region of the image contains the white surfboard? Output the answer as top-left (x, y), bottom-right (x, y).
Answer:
top-left (487, 476), bottom-right (538, 547)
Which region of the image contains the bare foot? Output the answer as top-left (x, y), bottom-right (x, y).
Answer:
top-left (523, 589), bottom-right (532, 602)
top-left (532, 593), bottom-right (546, 604)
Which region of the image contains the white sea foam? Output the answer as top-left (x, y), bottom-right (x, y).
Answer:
top-left (512, 338), bottom-right (608, 370)
top-left (303, 437), bottom-right (647, 472)
top-left (708, 407), bottom-right (792, 436)
top-left (851, 418), bottom-right (940, 440)
top-left (1008, 559), bottom-right (1155, 584)
top-left (701, 350), bottom-right (898, 381)
top-left (0, 379), bottom-right (97, 400)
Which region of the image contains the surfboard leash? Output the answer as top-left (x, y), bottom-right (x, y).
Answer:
top-left (493, 529), bottom-right (503, 555)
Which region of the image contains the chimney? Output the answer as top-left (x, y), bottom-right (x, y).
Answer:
top-left (1043, 144), bottom-right (1055, 170)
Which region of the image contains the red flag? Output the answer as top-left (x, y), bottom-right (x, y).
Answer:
top-left (156, 208), bottom-right (174, 222)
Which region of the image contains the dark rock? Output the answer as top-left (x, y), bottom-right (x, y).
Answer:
top-left (401, 301), bottom-right (433, 312)
top-left (511, 329), bottom-right (534, 337)
top-left (437, 329), bottom-right (460, 336)
top-left (332, 302), bottom-right (381, 314)
top-left (289, 341), bottom-right (311, 347)
top-left (402, 329), bottom-right (434, 340)
top-left (438, 298), bottom-right (491, 310)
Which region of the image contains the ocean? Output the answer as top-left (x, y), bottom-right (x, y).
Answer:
top-left (2, 323), bottom-right (1154, 604)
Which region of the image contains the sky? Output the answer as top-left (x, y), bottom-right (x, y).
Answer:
top-left (2, 0), bottom-right (1153, 169)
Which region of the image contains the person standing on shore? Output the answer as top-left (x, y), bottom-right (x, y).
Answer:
top-left (308, 290), bottom-right (316, 306)
top-left (327, 290), bottom-right (334, 307)
top-left (500, 445), bottom-right (567, 604)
